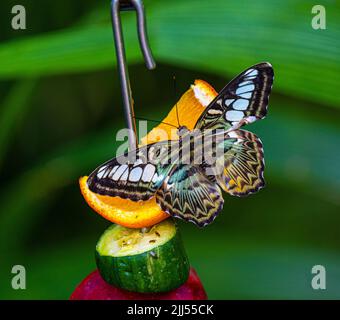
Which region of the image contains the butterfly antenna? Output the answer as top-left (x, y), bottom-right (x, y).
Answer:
top-left (173, 75), bottom-right (180, 128)
top-left (134, 116), bottom-right (178, 128)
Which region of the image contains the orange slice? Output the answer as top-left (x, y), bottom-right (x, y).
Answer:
top-left (80, 80), bottom-right (218, 228)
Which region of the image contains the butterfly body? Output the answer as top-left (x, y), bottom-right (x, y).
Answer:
top-left (88, 63), bottom-right (274, 227)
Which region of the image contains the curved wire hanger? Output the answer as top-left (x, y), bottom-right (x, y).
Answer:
top-left (111, 0), bottom-right (156, 151)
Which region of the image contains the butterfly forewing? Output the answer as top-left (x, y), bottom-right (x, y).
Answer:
top-left (87, 141), bottom-right (176, 201)
top-left (195, 62), bottom-right (274, 131)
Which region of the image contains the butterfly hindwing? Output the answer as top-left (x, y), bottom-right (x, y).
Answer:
top-left (87, 141), bottom-right (175, 201)
top-left (156, 164), bottom-right (224, 227)
top-left (195, 62), bottom-right (274, 131)
top-left (210, 129), bottom-right (265, 196)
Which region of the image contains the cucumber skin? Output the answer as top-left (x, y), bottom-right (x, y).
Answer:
top-left (95, 231), bottom-right (190, 293)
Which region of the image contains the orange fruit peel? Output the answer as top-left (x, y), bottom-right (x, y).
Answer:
top-left (141, 80), bottom-right (218, 145)
top-left (80, 80), bottom-right (218, 228)
top-left (79, 176), bottom-right (168, 228)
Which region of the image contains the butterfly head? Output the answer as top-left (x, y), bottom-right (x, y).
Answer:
top-left (177, 125), bottom-right (189, 137)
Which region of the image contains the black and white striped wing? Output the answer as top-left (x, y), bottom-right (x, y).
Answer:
top-left (87, 141), bottom-right (175, 201)
top-left (195, 62), bottom-right (274, 131)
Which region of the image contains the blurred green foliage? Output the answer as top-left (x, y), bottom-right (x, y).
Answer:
top-left (0, 0), bottom-right (340, 299)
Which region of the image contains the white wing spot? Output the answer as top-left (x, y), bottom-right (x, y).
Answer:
top-left (239, 80), bottom-right (252, 86)
top-left (245, 69), bottom-right (258, 77)
top-left (142, 164), bottom-right (156, 182)
top-left (120, 169), bottom-right (129, 181)
top-left (236, 84), bottom-right (255, 95)
top-left (97, 167), bottom-right (107, 179)
top-left (240, 92), bottom-right (252, 98)
top-left (97, 165), bottom-right (107, 173)
top-left (233, 99), bottom-right (249, 110)
top-left (112, 164), bottom-right (128, 180)
top-left (244, 68), bottom-right (254, 75)
top-left (225, 110), bottom-right (244, 122)
top-left (108, 165), bottom-right (119, 178)
top-left (208, 108), bottom-right (223, 115)
top-left (225, 99), bottom-right (234, 106)
top-left (129, 167), bottom-right (143, 182)
top-left (245, 116), bottom-right (258, 124)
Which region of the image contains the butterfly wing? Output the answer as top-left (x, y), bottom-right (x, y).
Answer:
top-left (205, 129), bottom-right (265, 196)
top-left (87, 63), bottom-right (271, 220)
top-left (195, 62), bottom-right (274, 131)
top-left (87, 141), bottom-right (175, 201)
top-left (156, 164), bottom-right (224, 227)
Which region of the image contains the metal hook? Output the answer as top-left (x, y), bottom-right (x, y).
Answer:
top-left (111, 0), bottom-right (156, 151)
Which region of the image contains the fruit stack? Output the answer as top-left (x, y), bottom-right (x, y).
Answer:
top-left (70, 220), bottom-right (207, 300)
top-left (70, 80), bottom-right (216, 300)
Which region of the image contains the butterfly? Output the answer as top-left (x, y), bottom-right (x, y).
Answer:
top-left (87, 62), bottom-right (274, 227)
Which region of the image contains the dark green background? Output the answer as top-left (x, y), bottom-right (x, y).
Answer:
top-left (0, 0), bottom-right (339, 299)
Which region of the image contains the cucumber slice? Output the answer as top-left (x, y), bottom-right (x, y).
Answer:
top-left (95, 219), bottom-right (190, 293)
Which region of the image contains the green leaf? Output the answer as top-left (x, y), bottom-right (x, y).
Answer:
top-left (0, 80), bottom-right (37, 167)
top-left (185, 237), bottom-right (340, 299)
top-left (0, 0), bottom-right (339, 107)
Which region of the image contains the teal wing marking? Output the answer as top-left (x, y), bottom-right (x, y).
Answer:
top-left (156, 164), bottom-right (224, 227)
top-left (203, 129), bottom-right (265, 197)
